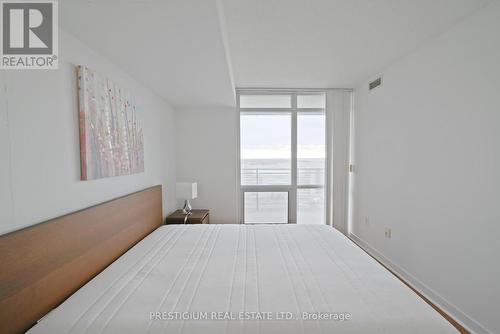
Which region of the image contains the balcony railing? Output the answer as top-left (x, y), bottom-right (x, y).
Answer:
top-left (241, 168), bottom-right (325, 185)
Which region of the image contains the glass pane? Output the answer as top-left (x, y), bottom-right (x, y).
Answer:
top-left (241, 113), bottom-right (291, 185)
top-left (297, 94), bottom-right (326, 109)
top-left (240, 95), bottom-right (291, 108)
top-left (297, 188), bottom-right (325, 224)
top-left (244, 192), bottom-right (288, 224)
top-left (298, 112), bottom-right (325, 185)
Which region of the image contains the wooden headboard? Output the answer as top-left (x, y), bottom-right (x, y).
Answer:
top-left (0, 185), bottom-right (163, 334)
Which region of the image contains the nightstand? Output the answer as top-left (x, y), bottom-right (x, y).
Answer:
top-left (165, 209), bottom-right (210, 225)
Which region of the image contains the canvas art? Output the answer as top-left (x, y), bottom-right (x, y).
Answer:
top-left (77, 66), bottom-right (144, 180)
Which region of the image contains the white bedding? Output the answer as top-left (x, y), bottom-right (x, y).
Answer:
top-left (29, 224), bottom-right (457, 334)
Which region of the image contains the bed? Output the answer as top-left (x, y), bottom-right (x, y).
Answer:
top-left (0, 186), bottom-right (458, 333)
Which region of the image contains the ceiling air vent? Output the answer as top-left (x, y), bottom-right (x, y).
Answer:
top-left (369, 77), bottom-right (382, 91)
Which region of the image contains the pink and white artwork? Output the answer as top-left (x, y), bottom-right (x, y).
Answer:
top-left (77, 66), bottom-right (144, 180)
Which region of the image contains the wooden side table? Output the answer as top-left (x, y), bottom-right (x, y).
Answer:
top-left (165, 209), bottom-right (210, 225)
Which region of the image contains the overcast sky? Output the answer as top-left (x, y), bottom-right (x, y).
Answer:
top-left (240, 113), bottom-right (325, 160)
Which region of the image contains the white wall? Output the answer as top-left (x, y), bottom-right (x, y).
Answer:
top-left (352, 2), bottom-right (500, 334)
top-left (175, 107), bottom-right (239, 223)
top-left (0, 30), bottom-right (177, 235)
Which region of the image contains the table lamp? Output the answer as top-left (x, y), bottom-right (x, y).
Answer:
top-left (176, 182), bottom-right (197, 214)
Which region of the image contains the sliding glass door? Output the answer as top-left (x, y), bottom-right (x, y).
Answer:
top-left (239, 91), bottom-right (326, 224)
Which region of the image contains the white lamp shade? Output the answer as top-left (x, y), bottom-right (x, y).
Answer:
top-left (176, 182), bottom-right (198, 200)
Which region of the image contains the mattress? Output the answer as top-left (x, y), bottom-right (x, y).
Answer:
top-left (29, 224), bottom-right (457, 334)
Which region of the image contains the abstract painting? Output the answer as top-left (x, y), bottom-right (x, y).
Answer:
top-left (77, 66), bottom-right (144, 180)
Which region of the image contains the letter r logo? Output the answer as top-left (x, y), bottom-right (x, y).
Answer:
top-left (2, 1), bottom-right (53, 54)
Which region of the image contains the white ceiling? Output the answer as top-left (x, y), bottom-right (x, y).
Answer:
top-left (222, 0), bottom-right (493, 88)
top-left (60, 0), bottom-right (236, 108)
top-left (60, 0), bottom-right (492, 108)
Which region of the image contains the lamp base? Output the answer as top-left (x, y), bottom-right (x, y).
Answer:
top-left (182, 199), bottom-right (192, 214)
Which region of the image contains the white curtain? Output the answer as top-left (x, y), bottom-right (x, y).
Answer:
top-left (325, 90), bottom-right (352, 234)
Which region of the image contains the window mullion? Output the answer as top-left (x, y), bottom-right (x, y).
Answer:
top-left (290, 93), bottom-right (298, 224)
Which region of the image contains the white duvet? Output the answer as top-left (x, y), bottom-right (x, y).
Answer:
top-left (29, 224), bottom-right (457, 334)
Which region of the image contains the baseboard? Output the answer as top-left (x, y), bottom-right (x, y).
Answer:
top-left (348, 233), bottom-right (492, 334)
